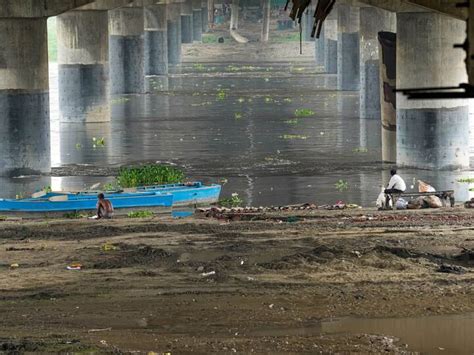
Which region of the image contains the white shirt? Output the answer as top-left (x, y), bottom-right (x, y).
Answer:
top-left (387, 174), bottom-right (406, 191)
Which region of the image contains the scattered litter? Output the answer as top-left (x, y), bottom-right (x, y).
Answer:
top-left (101, 243), bottom-right (118, 252)
top-left (201, 271), bottom-right (216, 277)
top-left (66, 263), bottom-right (83, 271)
top-left (9, 263), bottom-right (19, 269)
top-left (88, 327), bottom-right (112, 333)
top-left (268, 304), bottom-right (274, 309)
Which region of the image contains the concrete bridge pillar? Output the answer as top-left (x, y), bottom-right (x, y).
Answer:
top-left (303, 6), bottom-right (315, 42)
top-left (181, 0), bottom-right (194, 43)
top-left (144, 3), bottom-right (168, 90)
top-left (378, 31), bottom-right (397, 162)
top-left (192, 0), bottom-right (203, 41)
top-left (58, 10), bottom-right (110, 122)
top-left (324, 8), bottom-right (338, 74)
top-left (337, 4), bottom-right (360, 91)
top-left (359, 7), bottom-right (395, 119)
top-left (109, 7), bottom-right (145, 94)
top-left (168, 3), bottom-right (182, 65)
top-left (0, 18), bottom-right (50, 176)
top-left (315, 22), bottom-right (326, 68)
top-left (201, 0), bottom-right (209, 33)
top-left (397, 13), bottom-right (469, 169)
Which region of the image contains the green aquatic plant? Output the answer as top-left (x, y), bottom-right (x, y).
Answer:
top-left (234, 112), bottom-right (243, 119)
top-left (92, 137), bottom-right (105, 148)
top-left (352, 147), bottom-right (369, 153)
top-left (116, 164), bottom-right (185, 188)
top-left (284, 119), bottom-right (298, 125)
top-left (218, 193), bottom-right (243, 208)
top-left (193, 63), bottom-right (205, 71)
top-left (127, 210), bottom-right (154, 218)
top-left (457, 178), bottom-right (474, 183)
top-left (335, 180), bottom-right (349, 192)
top-left (216, 89), bottom-right (227, 101)
top-left (103, 183), bottom-right (118, 191)
top-left (294, 108), bottom-right (315, 117)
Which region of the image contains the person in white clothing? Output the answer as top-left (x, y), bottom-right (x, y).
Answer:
top-left (384, 169), bottom-right (406, 207)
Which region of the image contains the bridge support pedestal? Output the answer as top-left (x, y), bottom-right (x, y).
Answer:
top-left (337, 4), bottom-right (360, 91)
top-left (397, 12), bottom-right (469, 169)
top-left (58, 10), bottom-right (110, 122)
top-left (181, 0), bottom-right (193, 43)
top-left (359, 7), bottom-right (395, 119)
top-left (193, 0), bottom-right (203, 41)
top-left (324, 9), bottom-right (338, 74)
top-left (0, 18), bottom-right (50, 176)
top-left (201, 0), bottom-right (209, 33)
top-left (145, 4), bottom-right (168, 91)
top-left (109, 7), bottom-right (145, 94)
top-left (168, 3), bottom-right (182, 65)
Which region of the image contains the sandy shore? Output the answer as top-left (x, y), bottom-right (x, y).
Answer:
top-left (0, 208), bottom-right (473, 353)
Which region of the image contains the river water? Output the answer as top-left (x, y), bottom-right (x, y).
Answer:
top-left (2, 61), bottom-right (474, 206)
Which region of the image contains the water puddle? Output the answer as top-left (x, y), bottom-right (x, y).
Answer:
top-left (253, 313), bottom-right (474, 354)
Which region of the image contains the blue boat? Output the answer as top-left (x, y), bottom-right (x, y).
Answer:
top-left (39, 182), bottom-right (221, 207)
top-left (0, 191), bottom-right (173, 214)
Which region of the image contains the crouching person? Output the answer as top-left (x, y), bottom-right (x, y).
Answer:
top-left (97, 193), bottom-right (114, 219)
top-left (384, 169), bottom-right (406, 208)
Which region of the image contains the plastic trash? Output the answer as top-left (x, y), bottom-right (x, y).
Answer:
top-left (201, 271), bottom-right (216, 277)
top-left (10, 263), bottom-right (19, 269)
top-left (66, 263), bottom-right (83, 270)
top-left (396, 198), bottom-right (408, 210)
top-left (418, 180), bottom-right (436, 193)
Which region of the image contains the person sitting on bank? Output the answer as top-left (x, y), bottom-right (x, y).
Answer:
top-left (384, 169), bottom-right (406, 207)
top-left (97, 193), bottom-right (114, 219)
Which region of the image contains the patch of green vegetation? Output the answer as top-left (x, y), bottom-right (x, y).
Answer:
top-left (283, 98), bottom-right (293, 103)
top-left (237, 97), bottom-right (245, 103)
top-left (0, 216), bottom-right (7, 221)
top-left (75, 143), bottom-right (82, 150)
top-left (92, 137), bottom-right (105, 148)
top-left (280, 134), bottom-right (308, 140)
top-left (103, 182), bottom-right (118, 191)
top-left (202, 33), bottom-right (224, 43)
top-left (294, 108), bottom-right (315, 117)
top-left (110, 97), bottom-right (130, 105)
top-left (271, 32), bottom-right (300, 43)
top-left (193, 63), bottom-right (205, 71)
top-left (284, 119), bottom-right (298, 125)
top-left (216, 89), bottom-right (227, 100)
top-left (457, 177), bottom-right (474, 183)
top-left (264, 97), bottom-right (273, 103)
top-left (234, 112), bottom-right (243, 119)
top-left (335, 180), bottom-right (349, 192)
top-left (218, 193), bottom-right (243, 208)
top-left (127, 210), bottom-right (154, 218)
top-left (352, 147), bottom-right (369, 153)
top-left (117, 164), bottom-right (185, 188)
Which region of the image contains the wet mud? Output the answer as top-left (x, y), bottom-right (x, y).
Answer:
top-left (0, 208), bottom-right (473, 353)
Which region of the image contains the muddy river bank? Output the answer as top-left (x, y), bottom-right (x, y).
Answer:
top-left (0, 208), bottom-right (472, 353)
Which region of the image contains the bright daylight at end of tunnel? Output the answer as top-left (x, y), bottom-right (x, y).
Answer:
top-left (0, 0), bottom-right (474, 353)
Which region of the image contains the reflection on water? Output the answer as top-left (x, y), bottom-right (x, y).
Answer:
top-left (1, 62), bottom-right (474, 204)
top-left (323, 313), bottom-right (474, 354)
top-left (253, 313), bottom-right (474, 354)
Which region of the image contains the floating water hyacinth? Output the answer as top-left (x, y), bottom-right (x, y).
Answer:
top-left (335, 180), bottom-right (349, 192)
top-left (280, 134), bottom-right (308, 140)
top-left (216, 89), bottom-right (227, 100)
top-left (294, 108), bottom-right (315, 117)
top-left (352, 147), bottom-right (368, 153)
top-left (234, 112), bottom-right (242, 119)
top-left (284, 119), bottom-right (298, 125)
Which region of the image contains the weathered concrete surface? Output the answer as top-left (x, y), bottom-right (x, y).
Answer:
top-left (192, 0), bottom-right (203, 41)
top-left (0, 0), bottom-right (94, 18)
top-left (167, 3), bottom-right (182, 64)
top-left (201, 0), bottom-right (208, 33)
top-left (181, 0), bottom-right (193, 43)
top-left (57, 10), bottom-right (110, 122)
top-left (0, 18), bottom-right (50, 176)
top-left (397, 12), bottom-right (469, 169)
top-left (324, 9), bottom-right (338, 74)
top-left (378, 31), bottom-right (397, 163)
top-left (109, 7), bottom-right (145, 94)
top-left (359, 7), bottom-right (396, 119)
top-left (337, 4), bottom-right (359, 91)
top-left (144, 4), bottom-right (168, 76)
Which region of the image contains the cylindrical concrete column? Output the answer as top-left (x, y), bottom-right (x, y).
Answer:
top-left (378, 31), bottom-right (397, 162)
top-left (109, 7), bottom-right (145, 94)
top-left (337, 4), bottom-right (360, 91)
top-left (261, 0), bottom-right (270, 42)
top-left (359, 7), bottom-right (396, 119)
top-left (167, 3), bottom-right (182, 64)
top-left (181, 0), bottom-right (193, 43)
top-left (0, 18), bottom-right (50, 176)
top-left (57, 11), bottom-right (110, 122)
top-left (324, 9), bottom-right (338, 74)
top-left (303, 7), bottom-right (315, 42)
top-left (229, 0), bottom-right (239, 30)
top-left (315, 23), bottom-right (325, 68)
top-left (144, 4), bottom-right (168, 75)
top-left (192, 0), bottom-right (203, 41)
top-left (201, 0), bottom-right (209, 33)
top-left (397, 13), bottom-right (469, 169)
